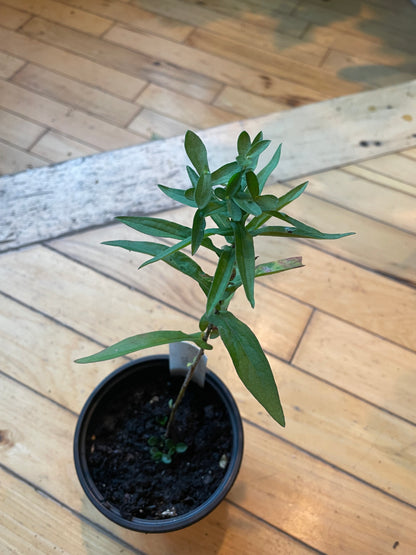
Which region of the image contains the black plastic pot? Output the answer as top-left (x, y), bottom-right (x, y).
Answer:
top-left (74, 355), bottom-right (244, 533)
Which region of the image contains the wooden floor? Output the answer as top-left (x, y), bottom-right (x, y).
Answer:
top-left (1, 1), bottom-right (416, 554)
top-left (1, 146), bottom-right (416, 553)
top-left (1, 0), bottom-right (416, 175)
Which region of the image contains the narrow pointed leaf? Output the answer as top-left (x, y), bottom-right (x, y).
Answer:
top-left (227, 198), bottom-right (242, 221)
top-left (116, 216), bottom-right (191, 240)
top-left (253, 225), bottom-right (354, 240)
top-left (211, 311), bottom-right (285, 426)
top-left (191, 209), bottom-right (206, 255)
top-left (252, 131), bottom-right (263, 145)
top-left (211, 161), bottom-right (240, 185)
top-left (186, 165), bottom-right (199, 187)
top-left (139, 237), bottom-right (191, 268)
top-left (185, 130), bottom-right (209, 174)
top-left (233, 222), bottom-right (255, 307)
top-left (195, 171), bottom-right (212, 208)
top-left (237, 131), bottom-right (251, 156)
top-left (206, 248), bottom-right (235, 315)
top-left (246, 139), bottom-right (270, 159)
top-left (254, 256), bottom-right (303, 277)
top-left (246, 171), bottom-right (259, 198)
top-left (274, 181), bottom-right (308, 211)
top-left (257, 143), bottom-right (282, 192)
top-left (225, 171), bottom-right (243, 197)
top-left (158, 184), bottom-right (197, 207)
top-left (75, 330), bottom-right (212, 364)
top-left (103, 240), bottom-right (212, 295)
top-left (233, 194), bottom-right (262, 216)
top-left (255, 194), bottom-right (278, 211)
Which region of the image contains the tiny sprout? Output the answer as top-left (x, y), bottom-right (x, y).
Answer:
top-left (148, 436), bottom-right (188, 464)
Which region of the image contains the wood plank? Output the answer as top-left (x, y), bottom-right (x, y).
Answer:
top-left (402, 148), bottom-right (416, 161)
top-left (358, 153), bottom-right (416, 187)
top-left (213, 86), bottom-right (288, 118)
top-left (0, 4), bottom-right (31, 29)
top-left (128, 108), bottom-right (198, 139)
top-left (342, 164), bottom-right (416, 197)
top-left (295, 2), bottom-right (416, 53)
top-left (303, 23), bottom-right (414, 67)
top-left (1, 369), bottom-right (415, 553)
top-left (130, 0), bottom-right (326, 66)
top-left (19, 17), bottom-right (220, 102)
top-left (104, 24), bottom-right (326, 102)
top-left (0, 80), bottom-right (145, 150)
top-left (0, 244), bottom-right (310, 361)
top-left (0, 140), bottom-right (46, 176)
top-left (184, 27), bottom-right (364, 100)
top-left (2, 80), bottom-right (415, 251)
top-left (322, 49), bottom-right (415, 89)
top-left (287, 167), bottom-right (416, 234)
top-left (59, 0), bottom-right (193, 42)
top-left (0, 468), bottom-right (139, 555)
top-left (298, 0), bottom-right (416, 36)
top-left (293, 311), bottom-right (416, 423)
top-left (263, 181), bottom-right (416, 286)
top-left (12, 64), bottom-right (141, 127)
top-left (30, 131), bottom-right (99, 162)
top-left (0, 0), bottom-right (113, 36)
top-left (0, 26), bottom-right (147, 100)
top-left (0, 51), bottom-right (25, 78)
top-left (0, 108), bottom-right (45, 150)
top-left (131, 0), bottom-right (307, 39)
top-left (136, 84), bottom-right (239, 128)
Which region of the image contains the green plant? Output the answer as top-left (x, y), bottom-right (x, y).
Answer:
top-left (76, 130), bottom-right (353, 438)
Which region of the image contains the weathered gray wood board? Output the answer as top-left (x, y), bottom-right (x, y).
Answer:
top-left (1, 80), bottom-right (415, 251)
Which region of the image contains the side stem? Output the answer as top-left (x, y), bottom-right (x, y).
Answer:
top-left (165, 323), bottom-right (214, 438)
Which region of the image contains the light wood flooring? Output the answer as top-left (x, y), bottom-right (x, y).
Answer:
top-left (1, 1), bottom-right (416, 553)
top-left (1, 0), bottom-right (416, 176)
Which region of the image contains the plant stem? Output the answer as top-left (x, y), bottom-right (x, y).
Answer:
top-left (165, 323), bottom-right (214, 438)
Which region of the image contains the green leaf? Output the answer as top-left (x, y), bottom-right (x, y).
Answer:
top-left (186, 165), bottom-right (199, 187)
top-left (246, 171), bottom-right (259, 198)
top-left (252, 131), bottom-right (263, 145)
top-left (253, 224), bottom-right (355, 240)
top-left (246, 139), bottom-right (270, 159)
top-left (274, 181), bottom-right (308, 211)
top-left (237, 131), bottom-right (251, 156)
top-left (195, 171), bottom-right (212, 208)
top-left (158, 184), bottom-right (197, 207)
top-left (257, 143), bottom-right (282, 192)
top-left (233, 194), bottom-right (262, 217)
top-left (255, 194), bottom-right (278, 212)
top-left (175, 442), bottom-right (188, 453)
top-left (191, 209), bottom-right (206, 255)
top-left (225, 171), bottom-right (243, 197)
top-left (211, 162), bottom-right (240, 185)
top-left (227, 198), bottom-right (242, 221)
top-left (103, 240), bottom-right (212, 295)
top-left (254, 256), bottom-right (303, 277)
top-left (116, 216), bottom-right (191, 240)
top-left (139, 237), bottom-right (192, 268)
top-left (185, 130), bottom-right (209, 174)
top-left (233, 222), bottom-right (255, 307)
top-left (211, 311), bottom-right (285, 426)
top-left (206, 247), bottom-right (235, 315)
top-left (75, 330), bottom-right (212, 364)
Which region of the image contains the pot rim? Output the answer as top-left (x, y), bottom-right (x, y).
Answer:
top-left (74, 355), bottom-right (244, 532)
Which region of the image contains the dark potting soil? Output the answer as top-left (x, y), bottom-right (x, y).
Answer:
top-left (86, 367), bottom-right (233, 520)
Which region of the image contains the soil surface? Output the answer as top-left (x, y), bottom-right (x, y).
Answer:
top-left (86, 365), bottom-right (233, 520)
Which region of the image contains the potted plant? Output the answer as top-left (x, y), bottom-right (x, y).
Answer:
top-left (74, 130), bottom-right (353, 532)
